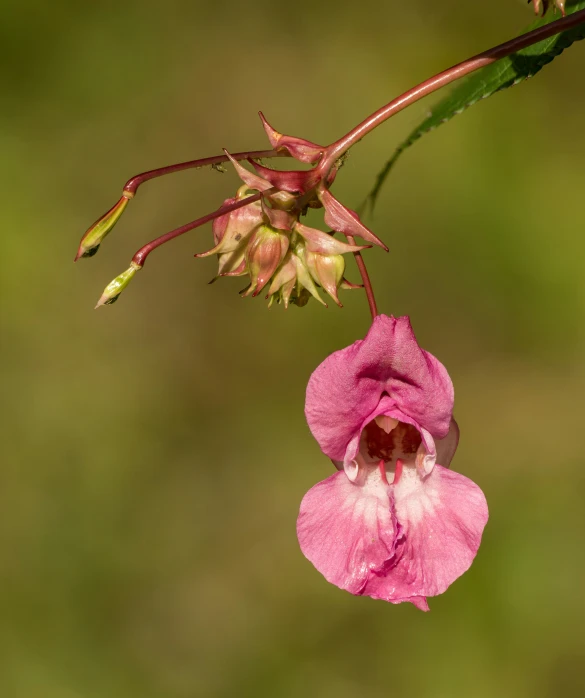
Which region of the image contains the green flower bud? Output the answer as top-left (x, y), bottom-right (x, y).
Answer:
top-left (75, 194), bottom-right (132, 261)
top-left (94, 261), bottom-right (141, 309)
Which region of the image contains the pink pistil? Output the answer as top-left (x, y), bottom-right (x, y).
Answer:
top-left (378, 460), bottom-right (389, 486)
top-left (393, 459), bottom-right (404, 485)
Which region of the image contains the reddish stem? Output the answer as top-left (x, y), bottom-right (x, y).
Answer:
top-left (347, 235), bottom-right (378, 320)
top-left (132, 191), bottom-right (265, 266)
top-left (318, 8), bottom-right (585, 173)
top-left (123, 149), bottom-right (287, 196)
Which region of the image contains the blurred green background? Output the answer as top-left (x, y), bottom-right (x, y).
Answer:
top-left (2, 1), bottom-right (584, 696)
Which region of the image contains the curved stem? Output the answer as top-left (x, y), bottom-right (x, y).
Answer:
top-left (347, 235), bottom-right (378, 320)
top-left (132, 191), bottom-right (267, 266)
top-left (318, 8), bottom-right (585, 173)
top-left (123, 149), bottom-right (288, 196)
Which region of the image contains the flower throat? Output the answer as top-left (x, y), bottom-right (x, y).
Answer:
top-left (364, 421), bottom-right (421, 463)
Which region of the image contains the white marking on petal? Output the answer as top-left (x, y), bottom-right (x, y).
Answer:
top-left (394, 465), bottom-right (440, 526)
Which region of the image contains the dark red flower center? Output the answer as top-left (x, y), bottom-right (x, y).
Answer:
top-left (364, 420), bottom-right (422, 463)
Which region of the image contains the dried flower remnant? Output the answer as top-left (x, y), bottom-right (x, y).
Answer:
top-left (531, 0), bottom-right (566, 16)
top-left (298, 315), bottom-right (488, 610)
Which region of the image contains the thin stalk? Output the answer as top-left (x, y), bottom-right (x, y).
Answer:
top-left (123, 149), bottom-right (288, 196)
top-left (132, 191), bottom-right (267, 266)
top-left (318, 8), bottom-right (585, 173)
top-left (347, 235), bottom-right (378, 320)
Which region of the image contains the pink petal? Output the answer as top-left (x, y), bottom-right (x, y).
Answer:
top-left (297, 468), bottom-right (397, 595)
top-left (363, 465), bottom-right (488, 602)
top-left (317, 185), bottom-right (388, 251)
top-left (405, 596), bottom-right (430, 611)
top-left (305, 315), bottom-right (454, 462)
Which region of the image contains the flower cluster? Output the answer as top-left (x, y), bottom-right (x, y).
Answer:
top-left (195, 164), bottom-right (371, 308)
top-left (80, 114), bottom-right (388, 310)
top-left (297, 315), bottom-right (488, 610)
top-left (193, 121), bottom-right (389, 308)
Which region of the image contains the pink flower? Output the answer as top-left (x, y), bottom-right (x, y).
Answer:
top-left (297, 315), bottom-right (488, 611)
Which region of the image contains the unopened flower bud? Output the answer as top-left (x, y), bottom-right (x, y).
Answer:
top-left (305, 249), bottom-right (346, 306)
top-left (75, 194), bottom-right (132, 261)
top-left (196, 186), bottom-right (263, 279)
top-left (94, 261), bottom-right (141, 309)
top-left (265, 243), bottom-right (327, 308)
top-left (244, 224), bottom-right (289, 297)
top-left (267, 252), bottom-right (297, 308)
top-left (289, 245), bottom-right (327, 307)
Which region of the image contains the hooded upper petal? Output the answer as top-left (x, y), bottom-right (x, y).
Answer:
top-left (305, 315), bottom-right (454, 462)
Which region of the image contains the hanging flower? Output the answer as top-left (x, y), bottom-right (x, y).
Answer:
top-left (297, 315), bottom-right (488, 610)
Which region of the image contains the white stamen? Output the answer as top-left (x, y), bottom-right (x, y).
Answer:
top-left (375, 415), bottom-right (399, 434)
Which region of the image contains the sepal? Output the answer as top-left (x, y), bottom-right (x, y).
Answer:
top-left (259, 112), bottom-right (323, 164)
top-left (294, 222), bottom-right (369, 255)
top-left (317, 184), bottom-right (388, 250)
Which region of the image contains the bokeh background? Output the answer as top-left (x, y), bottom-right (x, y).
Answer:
top-left (2, 0), bottom-right (584, 696)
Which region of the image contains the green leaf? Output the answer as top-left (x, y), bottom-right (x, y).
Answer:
top-left (366, 1), bottom-right (585, 209)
